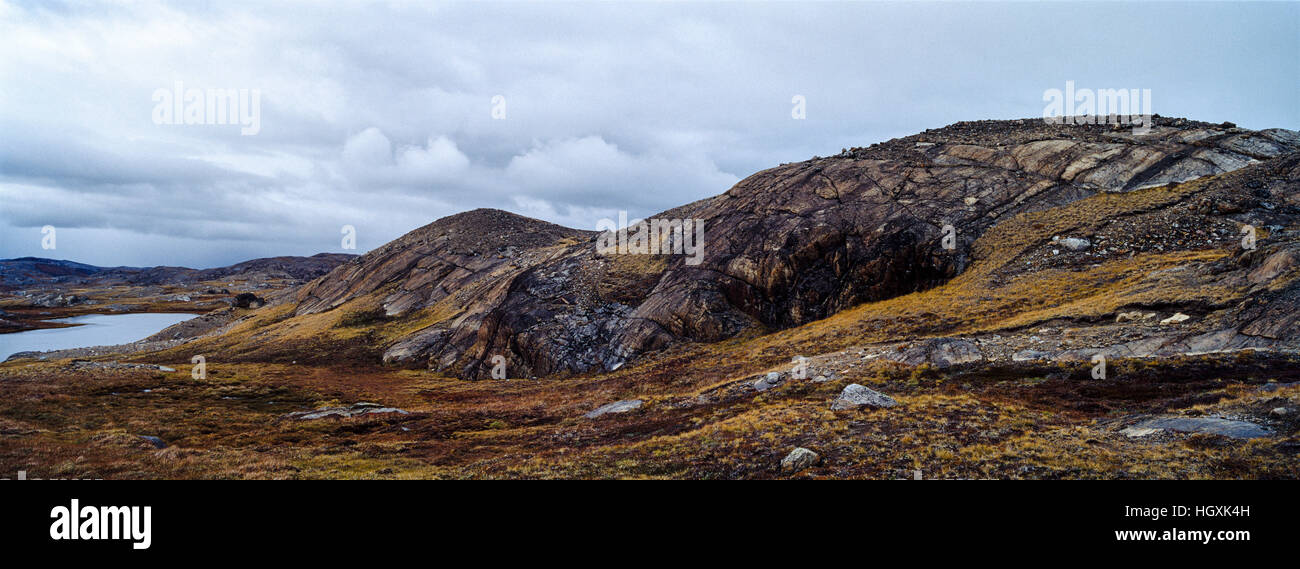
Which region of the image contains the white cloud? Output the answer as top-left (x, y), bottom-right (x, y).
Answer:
top-left (395, 136), bottom-right (471, 181)
top-left (505, 136), bottom-right (738, 211)
top-left (342, 128), bottom-right (395, 167)
top-left (341, 128), bottom-right (471, 187)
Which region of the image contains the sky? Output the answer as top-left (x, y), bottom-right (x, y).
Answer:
top-left (1, 0), bottom-right (1296, 268)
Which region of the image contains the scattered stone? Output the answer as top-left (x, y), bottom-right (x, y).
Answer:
top-left (283, 402), bottom-right (410, 421)
top-left (753, 372), bottom-right (783, 392)
top-left (780, 447), bottom-right (821, 473)
top-left (29, 293), bottom-right (90, 308)
top-left (1012, 349), bottom-right (1051, 362)
top-left (1159, 313), bottom-right (1191, 325)
top-left (1121, 416), bottom-right (1271, 439)
top-left (584, 399), bottom-right (643, 418)
top-left (1115, 311), bottom-right (1155, 323)
top-left (1270, 407), bottom-right (1291, 418)
top-left (1121, 427), bottom-right (1162, 438)
top-left (68, 361), bottom-right (176, 372)
top-left (1059, 237), bottom-right (1092, 251)
top-left (830, 384), bottom-right (898, 410)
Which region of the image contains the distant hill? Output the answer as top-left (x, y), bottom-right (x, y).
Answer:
top-left (0, 253), bottom-right (357, 289)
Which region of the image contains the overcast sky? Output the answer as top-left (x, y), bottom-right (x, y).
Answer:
top-left (1, 1), bottom-right (1296, 268)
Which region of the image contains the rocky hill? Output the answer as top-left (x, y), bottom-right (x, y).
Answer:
top-left (208, 116), bottom-right (1300, 379)
top-left (0, 258), bottom-right (104, 287)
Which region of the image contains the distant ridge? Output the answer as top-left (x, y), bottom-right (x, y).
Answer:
top-left (0, 253), bottom-right (357, 289)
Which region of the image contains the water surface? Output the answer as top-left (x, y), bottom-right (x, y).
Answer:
top-left (0, 313), bottom-right (199, 361)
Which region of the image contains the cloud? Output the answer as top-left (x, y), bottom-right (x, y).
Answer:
top-left (504, 136), bottom-right (738, 212)
top-left (0, 0), bottom-right (1295, 267)
top-left (341, 128), bottom-right (471, 187)
top-left (334, 130), bottom-right (736, 229)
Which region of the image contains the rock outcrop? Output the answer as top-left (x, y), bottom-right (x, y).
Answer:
top-left (281, 402), bottom-right (411, 421)
top-left (255, 117), bottom-right (1300, 378)
top-left (1121, 416), bottom-right (1272, 439)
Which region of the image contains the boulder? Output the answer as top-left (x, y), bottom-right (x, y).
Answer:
top-left (584, 399), bottom-right (643, 419)
top-left (1058, 237), bottom-right (1092, 251)
top-left (1012, 349), bottom-right (1052, 362)
top-left (1115, 311), bottom-right (1155, 323)
top-left (780, 447), bottom-right (821, 473)
top-left (1159, 313), bottom-right (1191, 325)
top-left (232, 292), bottom-right (266, 309)
top-left (830, 384), bottom-right (898, 410)
top-left (753, 372), bottom-right (783, 392)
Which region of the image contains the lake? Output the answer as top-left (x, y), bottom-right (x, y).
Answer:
top-left (0, 313), bottom-right (200, 361)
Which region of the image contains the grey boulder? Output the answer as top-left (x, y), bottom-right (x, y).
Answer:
top-left (584, 399), bottom-right (643, 419)
top-left (830, 384), bottom-right (898, 410)
top-left (780, 447), bottom-right (821, 473)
